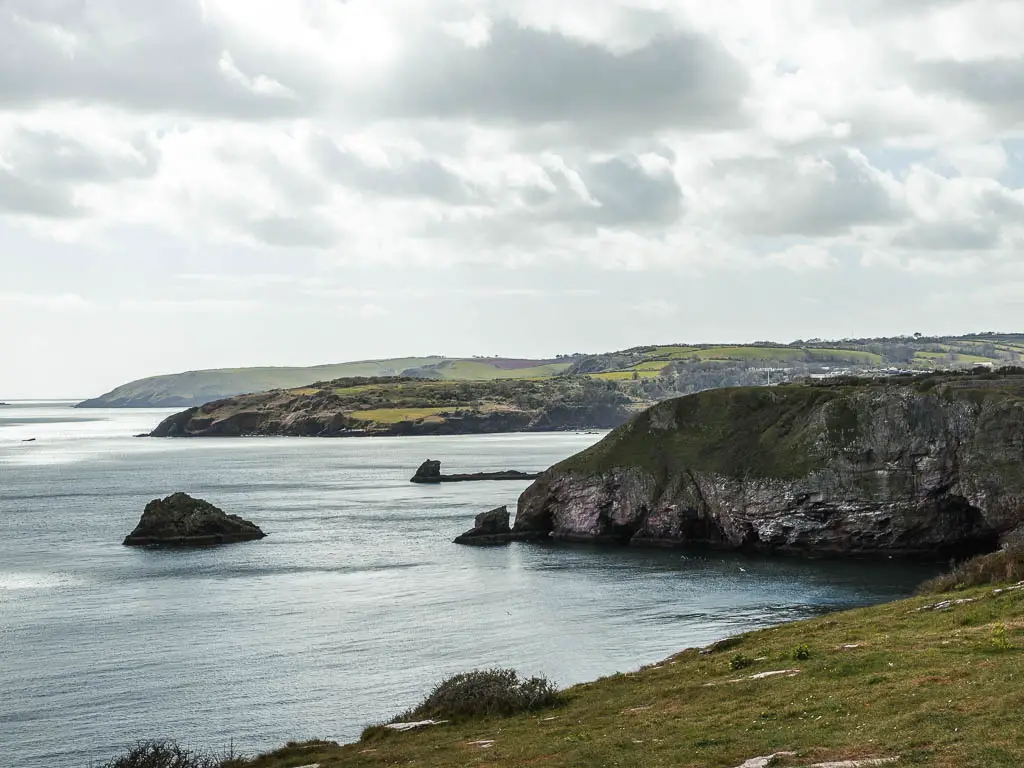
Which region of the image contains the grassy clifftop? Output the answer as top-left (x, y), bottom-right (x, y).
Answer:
top-left (558, 369), bottom-right (1024, 481)
top-left (79, 357), bottom-right (572, 408)
top-left (149, 376), bottom-right (639, 437)
top-left (128, 575), bottom-right (1024, 767)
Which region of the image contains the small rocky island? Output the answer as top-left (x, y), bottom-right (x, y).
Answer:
top-left (453, 506), bottom-right (517, 546)
top-left (123, 493), bottom-right (266, 547)
top-left (411, 460), bottom-right (541, 484)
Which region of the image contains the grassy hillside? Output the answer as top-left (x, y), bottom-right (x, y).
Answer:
top-left (80, 333), bottom-right (1024, 409)
top-left (115, 575), bottom-right (1024, 767)
top-left (78, 357), bottom-right (571, 408)
top-left (149, 376), bottom-right (640, 437)
top-left (560, 368), bottom-right (1024, 481)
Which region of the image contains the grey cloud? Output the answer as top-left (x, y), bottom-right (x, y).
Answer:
top-left (217, 146), bottom-right (327, 207)
top-left (893, 186), bottom-right (1024, 251)
top-left (820, 0), bottom-right (966, 19)
top-left (8, 127), bottom-right (160, 182)
top-left (245, 215), bottom-right (339, 249)
top-left (0, 1), bottom-right (304, 117)
top-left (893, 220), bottom-right (1000, 250)
top-left (527, 156), bottom-right (684, 228)
top-left (417, 152), bottom-right (684, 248)
top-left (718, 152), bottom-right (903, 237)
top-left (1, 2), bottom-right (746, 138)
top-left (0, 168), bottom-right (80, 217)
top-left (981, 189), bottom-right (1024, 223)
top-left (310, 136), bottom-right (478, 204)
top-left (379, 19), bottom-right (748, 133)
top-left (915, 58), bottom-right (1024, 123)
top-left (578, 158), bottom-right (683, 225)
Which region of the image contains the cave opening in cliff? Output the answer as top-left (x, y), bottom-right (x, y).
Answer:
top-left (931, 495), bottom-right (1000, 561)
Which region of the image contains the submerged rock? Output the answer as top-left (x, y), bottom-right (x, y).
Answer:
top-left (454, 506), bottom-right (514, 546)
top-left (123, 492), bottom-right (266, 547)
top-left (513, 370), bottom-right (1024, 560)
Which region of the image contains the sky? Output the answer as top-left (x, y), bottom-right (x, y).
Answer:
top-left (2, 1), bottom-right (1024, 398)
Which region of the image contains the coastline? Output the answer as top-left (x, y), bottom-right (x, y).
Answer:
top-left (157, 577), bottom-right (1024, 767)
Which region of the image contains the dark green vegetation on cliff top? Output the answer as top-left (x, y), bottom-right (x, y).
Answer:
top-left (101, 574), bottom-right (1024, 768)
top-left (561, 368), bottom-right (1024, 478)
top-left (80, 332), bottom-right (1024, 408)
top-left (150, 376), bottom-right (637, 437)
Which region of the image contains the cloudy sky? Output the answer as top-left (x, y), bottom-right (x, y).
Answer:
top-left (3, 0), bottom-right (1024, 397)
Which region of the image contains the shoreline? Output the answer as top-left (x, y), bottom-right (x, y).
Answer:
top-left (113, 575), bottom-right (1024, 767)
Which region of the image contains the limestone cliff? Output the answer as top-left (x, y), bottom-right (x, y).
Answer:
top-left (514, 371), bottom-right (1024, 559)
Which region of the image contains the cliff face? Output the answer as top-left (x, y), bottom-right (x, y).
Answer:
top-left (514, 373), bottom-right (1024, 559)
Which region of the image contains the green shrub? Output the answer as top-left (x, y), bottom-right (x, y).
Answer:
top-left (729, 654), bottom-right (754, 671)
top-left (395, 668), bottom-right (563, 722)
top-left (918, 549), bottom-right (1024, 594)
top-left (99, 741), bottom-right (244, 768)
top-left (790, 644), bottom-right (812, 660)
top-left (989, 623), bottom-right (1014, 651)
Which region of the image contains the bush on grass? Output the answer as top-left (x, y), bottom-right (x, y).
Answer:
top-left (396, 668), bottom-right (564, 723)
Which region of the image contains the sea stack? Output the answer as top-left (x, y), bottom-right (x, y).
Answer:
top-left (454, 506), bottom-right (514, 546)
top-left (123, 492), bottom-right (266, 547)
top-left (411, 459), bottom-right (542, 483)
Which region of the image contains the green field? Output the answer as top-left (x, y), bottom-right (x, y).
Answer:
top-left (350, 407), bottom-right (451, 424)
top-left (423, 360), bottom-right (572, 380)
top-left (82, 333), bottom-right (1024, 409)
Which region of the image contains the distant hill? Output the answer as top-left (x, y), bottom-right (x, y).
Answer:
top-left (77, 357), bottom-right (572, 408)
top-left (78, 333), bottom-right (1024, 408)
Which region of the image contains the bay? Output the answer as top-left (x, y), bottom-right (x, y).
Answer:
top-left (0, 402), bottom-right (936, 768)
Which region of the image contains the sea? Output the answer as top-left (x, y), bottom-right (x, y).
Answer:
top-left (0, 401), bottom-right (938, 768)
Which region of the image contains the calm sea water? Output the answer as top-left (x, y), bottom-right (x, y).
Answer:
top-left (0, 402), bottom-right (937, 768)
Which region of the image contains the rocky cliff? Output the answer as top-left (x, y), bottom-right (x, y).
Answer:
top-left (513, 371), bottom-right (1024, 559)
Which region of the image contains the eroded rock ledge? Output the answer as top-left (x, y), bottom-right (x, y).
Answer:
top-left (511, 371), bottom-right (1024, 560)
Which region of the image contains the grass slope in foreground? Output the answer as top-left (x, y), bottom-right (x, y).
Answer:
top-left (149, 376), bottom-right (639, 437)
top-left (131, 574), bottom-right (1024, 768)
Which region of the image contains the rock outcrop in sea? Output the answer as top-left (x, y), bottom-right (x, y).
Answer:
top-left (411, 460), bottom-right (541, 484)
top-left (512, 370), bottom-right (1024, 559)
top-left (454, 506), bottom-right (516, 546)
top-left (123, 493), bottom-right (266, 547)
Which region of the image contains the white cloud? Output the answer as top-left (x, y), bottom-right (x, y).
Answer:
top-left (767, 245), bottom-right (837, 272)
top-left (2, 0), bottom-right (1024, 395)
top-left (0, 293), bottom-right (96, 312)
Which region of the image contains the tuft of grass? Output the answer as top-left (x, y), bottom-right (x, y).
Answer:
top-left (392, 668), bottom-right (564, 723)
top-left (728, 653), bottom-right (754, 671)
top-left (918, 549), bottom-right (1024, 594)
top-left (790, 643), bottom-right (813, 660)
